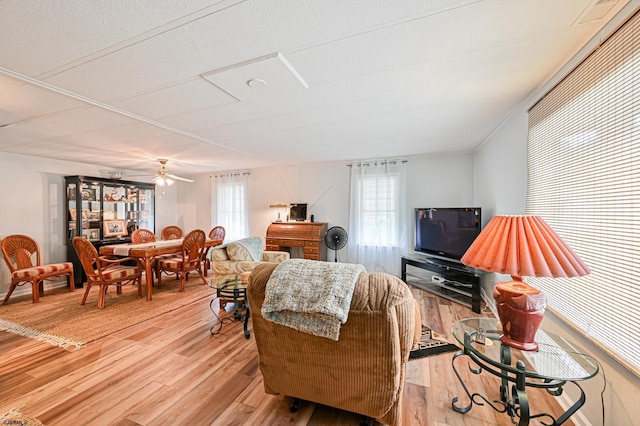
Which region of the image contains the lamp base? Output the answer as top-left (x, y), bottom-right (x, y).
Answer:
top-left (493, 279), bottom-right (546, 352)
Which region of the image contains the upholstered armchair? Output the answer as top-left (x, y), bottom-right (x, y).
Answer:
top-left (1, 234), bottom-right (74, 304)
top-left (248, 262), bottom-right (421, 426)
top-left (206, 236), bottom-right (289, 285)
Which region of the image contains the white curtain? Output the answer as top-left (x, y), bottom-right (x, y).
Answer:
top-left (347, 160), bottom-right (408, 276)
top-left (211, 171), bottom-right (249, 242)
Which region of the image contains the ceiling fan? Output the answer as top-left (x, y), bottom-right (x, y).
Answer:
top-left (150, 159), bottom-right (194, 186)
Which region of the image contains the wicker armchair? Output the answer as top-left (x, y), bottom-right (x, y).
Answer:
top-left (72, 237), bottom-right (142, 309)
top-left (161, 226), bottom-right (183, 240)
top-left (1, 234), bottom-right (74, 304)
top-left (131, 228), bottom-right (157, 244)
top-left (157, 229), bottom-right (208, 292)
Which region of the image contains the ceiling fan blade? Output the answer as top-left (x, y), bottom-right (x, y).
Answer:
top-left (168, 174), bottom-right (194, 183)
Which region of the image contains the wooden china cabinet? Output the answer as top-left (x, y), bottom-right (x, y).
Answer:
top-left (65, 175), bottom-right (155, 286)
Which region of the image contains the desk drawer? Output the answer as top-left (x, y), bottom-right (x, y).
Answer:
top-left (267, 238), bottom-right (304, 247)
top-left (305, 241), bottom-right (320, 248)
top-left (304, 253), bottom-right (321, 261)
top-left (304, 247), bottom-right (319, 256)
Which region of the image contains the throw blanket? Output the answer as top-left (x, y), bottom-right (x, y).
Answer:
top-left (262, 259), bottom-right (365, 341)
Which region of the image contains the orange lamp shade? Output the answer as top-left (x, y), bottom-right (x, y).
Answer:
top-left (461, 215), bottom-right (589, 351)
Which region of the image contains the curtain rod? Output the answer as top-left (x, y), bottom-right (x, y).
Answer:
top-left (347, 159), bottom-right (408, 167)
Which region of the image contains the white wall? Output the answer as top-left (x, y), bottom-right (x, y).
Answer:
top-left (473, 2), bottom-right (640, 424)
top-left (183, 153), bottom-right (476, 265)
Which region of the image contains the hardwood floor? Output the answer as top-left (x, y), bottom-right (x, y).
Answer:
top-left (0, 286), bottom-right (575, 425)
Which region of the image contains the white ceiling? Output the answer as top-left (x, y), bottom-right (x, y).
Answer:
top-left (0, 0), bottom-right (631, 178)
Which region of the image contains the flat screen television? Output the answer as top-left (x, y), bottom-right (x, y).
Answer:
top-left (414, 207), bottom-right (481, 263)
top-left (289, 203), bottom-right (308, 221)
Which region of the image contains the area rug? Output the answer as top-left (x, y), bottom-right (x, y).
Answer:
top-left (409, 326), bottom-right (459, 360)
top-left (0, 276), bottom-right (215, 350)
top-left (0, 407), bottom-right (43, 426)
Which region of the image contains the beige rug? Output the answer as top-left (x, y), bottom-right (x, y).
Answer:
top-left (0, 407), bottom-right (43, 425)
top-left (0, 276), bottom-right (215, 349)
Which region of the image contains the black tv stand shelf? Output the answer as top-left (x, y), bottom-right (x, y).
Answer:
top-left (401, 255), bottom-right (485, 314)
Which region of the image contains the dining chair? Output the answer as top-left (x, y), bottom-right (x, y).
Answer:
top-left (161, 226), bottom-right (183, 240)
top-left (156, 229), bottom-right (208, 292)
top-left (131, 228), bottom-right (157, 244)
top-left (1, 234), bottom-right (74, 304)
top-left (72, 237), bottom-right (143, 309)
top-left (203, 226), bottom-right (226, 275)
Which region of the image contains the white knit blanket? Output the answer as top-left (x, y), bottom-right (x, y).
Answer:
top-left (262, 259), bottom-right (365, 341)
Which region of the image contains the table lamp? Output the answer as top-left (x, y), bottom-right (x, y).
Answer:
top-left (461, 215), bottom-right (590, 351)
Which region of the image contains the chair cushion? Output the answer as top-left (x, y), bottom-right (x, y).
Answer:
top-left (158, 257), bottom-right (200, 268)
top-left (13, 262), bottom-right (73, 279)
top-left (209, 247), bottom-right (230, 262)
top-left (100, 265), bottom-right (140, 280)
top-left (158, 256), bottom-right (182, 268)
top-left (226, 237), bottom-right (263, 261)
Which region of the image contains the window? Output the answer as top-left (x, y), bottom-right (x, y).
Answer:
top-left (359, 174), bottom-right (399, 246)
top-left (211, 172), bottom-right (249, 242)
top-left (347, 160), bottom-right (407, 275)
top-left (527, 11), bottom-right (640, 376)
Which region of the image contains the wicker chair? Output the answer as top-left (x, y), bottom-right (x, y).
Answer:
top-left (1, 234), bottom-right (74, 304)
top-left (161, 226), bottom-right (183, 240)
top-left (204, 226), bottom-right (226, 275)
top-left (131, 228), bottom-right (157, 244)
top-left (72, 237), bottom-right (143, 309)
top-left (157, 229), bottom-right (208, 292)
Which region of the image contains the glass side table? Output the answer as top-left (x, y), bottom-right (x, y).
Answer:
top-left (208, 279), bottom-right (250, 339)
top-left (451, 317), bottom-right (599, 425)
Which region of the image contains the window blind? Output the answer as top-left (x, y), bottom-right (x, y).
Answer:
top-left (526, 10), bottom-right (640, 376)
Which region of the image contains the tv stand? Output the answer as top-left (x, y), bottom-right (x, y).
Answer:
top-left (401, 255), bottom-right (485, 313)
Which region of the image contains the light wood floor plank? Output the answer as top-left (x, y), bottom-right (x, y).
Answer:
top-left (0, 286), bottom-right (577, 425)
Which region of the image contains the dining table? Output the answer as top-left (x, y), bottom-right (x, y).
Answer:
top-left (99, 238), bottom-right (223, 301)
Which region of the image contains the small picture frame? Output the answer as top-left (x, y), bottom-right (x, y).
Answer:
top-left (69, 210), bottom-right (88, 221)
top-left (81, 188), bottom-right (97, 201)
top-left (83, 229), bottom-right (100, 240)
top-left (104, 219), bottom-right (128, 237)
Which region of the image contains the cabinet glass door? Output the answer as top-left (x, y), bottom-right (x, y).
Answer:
top-left (80, 182), bottom-right (102, 241)
top-left (137, 188), bottom-right (155, 231)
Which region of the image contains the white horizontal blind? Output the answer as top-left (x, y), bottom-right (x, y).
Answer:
top-left (527, 11), bottom-right (640, 376)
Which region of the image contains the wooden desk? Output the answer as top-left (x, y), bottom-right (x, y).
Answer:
top-left (266, 222), bottom-right (328, 261)
top-left (100, 238), bottom-right (222, 301)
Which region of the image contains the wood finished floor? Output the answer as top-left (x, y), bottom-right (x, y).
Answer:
top-left (0, 285), bottom-right (575, 425)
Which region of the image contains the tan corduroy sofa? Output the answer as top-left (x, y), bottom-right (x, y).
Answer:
top-left (248, 262), bottom-right (422, 426)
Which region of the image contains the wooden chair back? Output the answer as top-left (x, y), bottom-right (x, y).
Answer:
top-left (72, 237), bottom-right (101, 279)
top-left (182, 229), bottom-right (206, 264)
top-left (161, 226), bottom-right (183, 240)
top-left (208, 226), bottom-right (226, 242)
top-left (1, 234), bottom-right (40, 272)
top-left (131, 228), bottom-right (156, 244)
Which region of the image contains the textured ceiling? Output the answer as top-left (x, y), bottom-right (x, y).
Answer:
top-left (0, 0), bottom-right (631, 178)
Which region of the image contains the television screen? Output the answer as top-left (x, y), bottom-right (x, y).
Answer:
top-left (289, 203), bottom-right (308, 221)
top-left (414, 207), bottom-right (481, 262)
